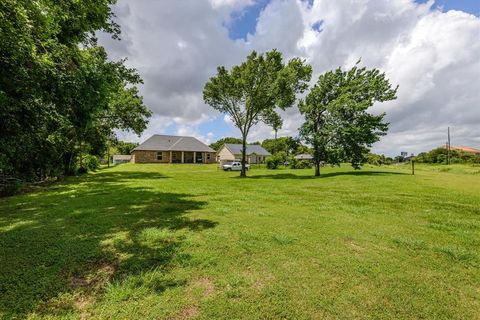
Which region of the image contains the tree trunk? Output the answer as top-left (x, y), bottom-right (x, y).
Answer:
top-left (314, 161), bottom-right (320, 176)
top-left (313, 141), bottom-right (321, 177)
top-left (240, 134), bottom-right (247, 177)
top-left (274, 130), bottom-right (277, 154)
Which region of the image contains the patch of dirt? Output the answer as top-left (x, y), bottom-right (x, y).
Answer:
top-left (74, 296), bottom-right (94, 320)
top-left (69, 260), bottom-right (116, 291)
top-left (344, 236), bottom-right (365, 252)
top-left (194, 277), bottom-right (215, 298)
top-left (175, 304), bottom-right (199, 320)
top-left (254, 273), bottom-right (275, 290)
top-left (69, 259), bottom-right (117, 317)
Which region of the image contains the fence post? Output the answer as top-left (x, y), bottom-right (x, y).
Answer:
top-left (411, 160), bottom-right (415, 175)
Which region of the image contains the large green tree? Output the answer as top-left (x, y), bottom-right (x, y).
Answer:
top-left (261, 136), bottom-right (302, 155)
top-left (299, 63), bottom-right (397, 176)
top-left (0, 0), bottom-right (151, 180)
top-left (203, 50), bottom-right (311, 177)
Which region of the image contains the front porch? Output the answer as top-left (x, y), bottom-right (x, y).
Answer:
top-left (169, 151), bottom-right (207, 164)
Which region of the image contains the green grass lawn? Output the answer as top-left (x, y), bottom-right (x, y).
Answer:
top-left (1, 163), bottom-right (479, 319)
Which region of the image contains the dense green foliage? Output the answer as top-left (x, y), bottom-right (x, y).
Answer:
top-left (416, 147), bottom-right (480, 164)
top-left (261, 136), bottom-right (304, 155)
top-left (204, 50), bottom-right (311, 177)
top-left (265, 152), bottom-right (287, 169)
top-left (209, 137), bottom-right (243, 151)
top-left (0, 0), bottom-right (151, 181)
top-left (111, 140), bottom-right (139, 155)
top-left (289, 158), bottom-right (312, 169)
top-left (299, 63), bottom-right (397, 176)
top-left (1, 164), bottom-right (479, 318)
top-left (365, 153), bottom-right (394, 166)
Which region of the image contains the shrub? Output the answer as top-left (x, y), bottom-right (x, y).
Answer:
top-left (266, 157), bottom-right (280, 169)
top-left (266, 152), bottom-right (286, 169)
top-left (290, 159), bottom-right (312, 169)
top-left (78, 154), bottom-right (100, 174)
top-left (415, 147), bottom-right (480, 164)
top-left (0, 176), bottom-right (22, 196)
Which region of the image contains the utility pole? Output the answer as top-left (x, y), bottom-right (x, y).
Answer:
top-left (447, 127), bottom-right (451, 165)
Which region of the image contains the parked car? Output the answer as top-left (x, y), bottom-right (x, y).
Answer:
top-left (222, 161), bottom-right (250, 171)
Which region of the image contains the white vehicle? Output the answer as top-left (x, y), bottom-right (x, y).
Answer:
top-left (222, 161), bottom-right (250, 171)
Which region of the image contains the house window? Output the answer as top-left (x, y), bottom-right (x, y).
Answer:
top-left (157, 152), bottom-right (163, 161)
top-left (207, 153), bottom-right (211, 160)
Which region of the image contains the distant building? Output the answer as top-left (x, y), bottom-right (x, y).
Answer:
top-left (112, 155), bottom-right (132, 164)
top-left (294, 154), bottom-right (314, 161)
top-left (449, 146), bottom-right (480, 155)
top-left (217, 144), bottom-right (271, 164)
top-left (131, 135), bottom-right (216, 164)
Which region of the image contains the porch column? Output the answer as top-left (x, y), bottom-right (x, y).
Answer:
top-left (181, 151), bottom-right (184, 163)
top-left (193, 152), bottom-right (196, 163)
top-left (170, 151), bottom-right (172, 163)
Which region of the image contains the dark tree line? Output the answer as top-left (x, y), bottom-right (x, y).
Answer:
top-left (0, 0), bottom-right (151, 182)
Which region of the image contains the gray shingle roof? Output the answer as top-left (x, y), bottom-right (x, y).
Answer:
top-left (132, 135), bottom-right (215, 153)
top-left (224, 143), bottom-right (271, 156)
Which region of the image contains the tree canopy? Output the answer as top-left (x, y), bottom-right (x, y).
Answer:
top-left (299, 63), bottom-right (397, 176)
top-left (261, 136), bottom-right (304, 155)
top-left (203, 50), bottom-right (311, 176)
top-left (0, 0), bottom-right (151, 181)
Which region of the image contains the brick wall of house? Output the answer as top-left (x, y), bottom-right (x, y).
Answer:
top-left (131, 150), bottom-right (217, 164)
top-left (205, 152), bottom-right (217, 164)
top-left (131, 150), bottom-right (170, 163)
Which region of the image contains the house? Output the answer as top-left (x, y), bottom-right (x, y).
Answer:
top-left (217, 143), bottom-right (271, 164)
top-left (112, 155), bottom-right (132, 164)
top-left (294, 154), bottom-right (314, 161)
top-left (450, 146), bottom-right (480, 155)
top-left (131, 135), bottom-right (216, 164)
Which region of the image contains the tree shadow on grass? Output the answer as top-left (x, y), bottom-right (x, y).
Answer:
top-left (0, 170), bottom-right (214, 319)
top-left (245, 170), bottom-right (408, 180)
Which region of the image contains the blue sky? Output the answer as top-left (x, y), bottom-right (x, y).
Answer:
top-left (104, 0), bottom-right (480, 155)
top-left (211, 0), bottom-right (480, 145)
top-left (228, 0), bottom-right (480, 41)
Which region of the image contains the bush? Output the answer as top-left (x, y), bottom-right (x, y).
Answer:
top-left (78, 154), bottom-right (100, 174)
top-left (0, 176), bottom-right (22, 196)
top-left (266, 152), bottom-right (287, 169)
top-left (365, 153), bottom-right (393, 165)
top-left (415, 147), bottom-right (480, 164)
top-left (290, 158), bottom-right (312, 169)
top-left (266, 157), bottom-right (280, 169)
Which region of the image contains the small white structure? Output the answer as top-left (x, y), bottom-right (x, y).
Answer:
top-left (294, 154), bottom-right (314, 161)
top-left (112, 155), bottom-right (132, 164)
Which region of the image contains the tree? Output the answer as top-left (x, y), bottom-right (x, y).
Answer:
top-left (269, 113), bottom-right (283, 154)
top-left (0, 0), bottom-right (151, 180)
top-left (114, 141), bottom-right (140, 155)
top-left (209, 137), bottom-right (243, 151)
top-left (299, 63), bottom-right (397, 176)
top-left (203, 50), bottom-right (311, 177)
top-left (261, 136), bottom-right (303, 155)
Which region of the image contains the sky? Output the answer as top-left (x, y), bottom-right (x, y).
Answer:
top-left (98, 0), bottom-right (480, 156)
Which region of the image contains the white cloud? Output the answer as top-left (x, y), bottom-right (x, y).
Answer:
top-left (100, 0), bottom-right (480, 156)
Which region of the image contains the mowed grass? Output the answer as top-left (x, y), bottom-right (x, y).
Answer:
top-left (0, 163), bottom-right (479, 319)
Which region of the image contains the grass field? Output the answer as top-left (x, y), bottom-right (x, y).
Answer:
top-left (1, 163), bottom-right (479, 319)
